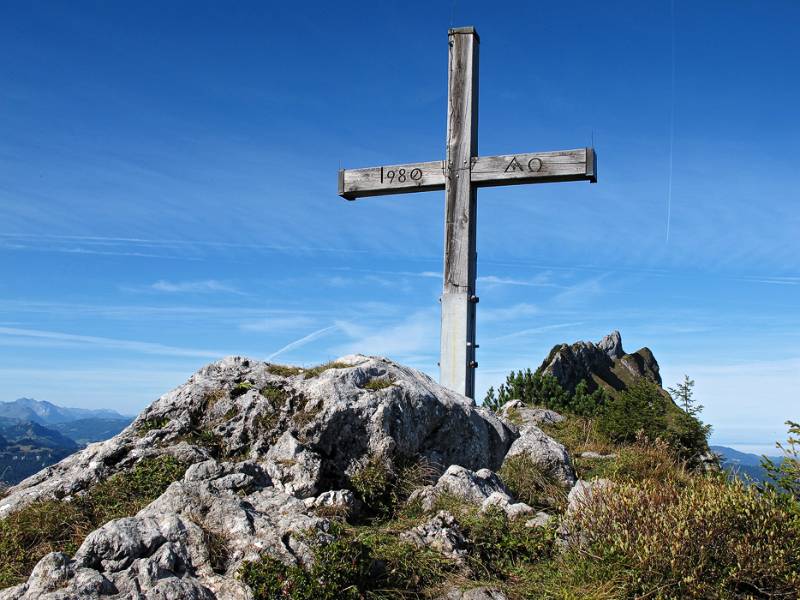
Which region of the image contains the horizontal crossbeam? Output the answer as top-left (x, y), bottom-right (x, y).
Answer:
top-left (338, 147), bottom-right (596, 200)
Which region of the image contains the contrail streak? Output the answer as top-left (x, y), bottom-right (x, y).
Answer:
top-left (265, 325), bottom-right (339, 362)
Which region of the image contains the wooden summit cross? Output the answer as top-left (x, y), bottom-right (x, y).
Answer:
top-left (338, 27), bottom-right (597, 399)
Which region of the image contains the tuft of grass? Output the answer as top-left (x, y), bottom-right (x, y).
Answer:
top-left (362, 376), bottom-right (395, 392)
top-left (223, 406), bottom-right (238, 420)
top-left (292, 399), bottom-right (322, 430)
top-left (266, 364), bottom-right (303, 377)
top-left (349, 454), bottom-right (394, 511)
top-left (349, 455), bottom-right (438, 519)
top-left (194, 519), bottom-right (231, 575)
top-left (541, 415), bottom-right (614, 456)
top-left (230, 381), bottom-right (254, 399)
top-left (303, 361), bottom-right (350, 379)
top-left (574, 436), bottom-right (690, 485)
top-left (499, 455), bottom-right (568, 511)
top-left (0, 455), bottom-right (186, 588)
top-left (260, 383), bottom-right (287, 407)
top-left (137, 416), bottom-right (170, 435)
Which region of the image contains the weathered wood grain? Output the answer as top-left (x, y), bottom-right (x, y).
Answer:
top-left (338, 161), bottom-right (445, 200)
top-left (338, 148), bottom-right (595, 199)
top-left (440, 26), bottom-right (479, 398)
top-left (471, 147), bottom-right (597, 186)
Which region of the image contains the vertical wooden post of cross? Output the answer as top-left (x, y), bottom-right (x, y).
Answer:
top-left (441, 27), bottom-right (479, 398)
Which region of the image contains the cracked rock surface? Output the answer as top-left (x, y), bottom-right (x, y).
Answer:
top-left (0, 354), bottom-right (575, 599)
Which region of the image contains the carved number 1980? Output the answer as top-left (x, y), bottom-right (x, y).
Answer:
top-left (381, 167), bottom-right (423, 184)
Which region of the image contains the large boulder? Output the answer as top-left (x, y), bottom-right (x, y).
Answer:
top-left (502, 425), bottom-right (576, 487)
top-left (1, 354), bottom-right (514, 518)
top-left (408, 465), bottom-right (534, 519)
top-left (0, 355), bottom-right (518, 598)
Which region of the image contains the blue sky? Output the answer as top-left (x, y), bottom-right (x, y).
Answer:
top-left (1, 1), bottom-right (797, 455)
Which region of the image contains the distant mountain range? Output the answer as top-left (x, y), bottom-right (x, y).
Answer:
top-left (0, 398), bottom-right (133, 485)
top-left (712, 445), bottom-right (783, 483)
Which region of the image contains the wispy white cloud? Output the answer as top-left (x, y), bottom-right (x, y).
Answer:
top-left (551, 274), bottom-right (610, 305)
top-left (739, 276), bottom-right (800, 286)
top-left (477, 273), bottom-right (558, 288)
top-left (481, 303), bottom-right (540, 322)
top-left (332, 310), bottom-right (438, 359)
top-left (149, 279), bottom-right (243, 294)
top-left (0, 327), bottom-right (222, 358)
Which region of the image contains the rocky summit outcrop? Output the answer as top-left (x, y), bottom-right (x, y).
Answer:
top-left (537, 330), bottom-right (663, 396)
top-left (0, 354), bottom-right (575, 599)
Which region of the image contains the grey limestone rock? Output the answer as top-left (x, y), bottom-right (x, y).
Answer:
top-left (400, 510), bottom-right (468, 561)
top-left (409, 465), bottom-right (512, 510)
top-left (498, 400), bottom-right (564, 427)
top-left (1, 354), bottom-right (519, 599)
top-left (502, 425), bottom-right (576, 487)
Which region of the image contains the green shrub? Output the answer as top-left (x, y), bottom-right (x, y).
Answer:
top-left (460, 506), bottom-right (555, 578)
top-left (598, 379), bottom-right (709, 465)
top-left (565, 476), bottom-right (800, 598)
top-left (239, 523), bottom-right (451, 599)
top-left (762, 420), bottom-right (800, 502)
top-left (260, 383), bottom-right (287, 407)
top-left (0, 455), bottom-right (186, 587)
top-left (484, 370), bottom-right (608, 417)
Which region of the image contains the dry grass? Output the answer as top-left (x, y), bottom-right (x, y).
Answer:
top-left (0, 455), bottom-right (186, 588)
top-left (266, 364), bottom-right (303, 377)
top-left (303, 361), bottom-right (350, 379)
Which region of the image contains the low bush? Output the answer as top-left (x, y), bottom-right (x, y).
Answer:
top-left (459, 506), bottom-right (555, 578)
top-left (575, 436), bottom-right (691, 485)
top-left (0, 455), bottom-right (186, 588)
top-left (565, 476), bottom-right (800, 599)
top-left (348, 454), bottom-right (437, 518)
top-left (239, 523), bottom-right (451, 599)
